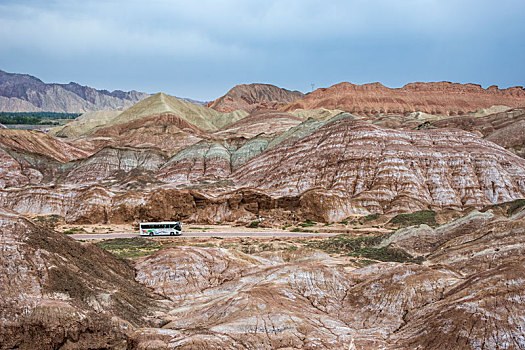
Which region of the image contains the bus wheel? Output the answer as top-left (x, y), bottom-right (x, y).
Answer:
top-left (149, 232), bottom-right (153, 236)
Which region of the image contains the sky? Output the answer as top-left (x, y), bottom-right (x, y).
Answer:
top-left (0, 0), bottom-right (524, 101)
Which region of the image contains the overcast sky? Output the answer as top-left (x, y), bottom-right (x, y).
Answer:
top-left (0, 0), bottom-right (523, 100)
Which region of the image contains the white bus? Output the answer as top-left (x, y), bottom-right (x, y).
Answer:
top-left (139, 222), bottom-right (182, 236)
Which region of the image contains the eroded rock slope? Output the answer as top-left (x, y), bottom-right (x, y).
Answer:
top-left (0, 208), bottom-right (167, 349)
top-left (127, 208), bottom-right (525, 349)
top-left (284, 81), bottom-right (525, 116)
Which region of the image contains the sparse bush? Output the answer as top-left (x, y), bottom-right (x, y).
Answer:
top-left (96, 237), bottom-right (163, 259)
top-left (389, 210), bottom-right (437, 227)
top-left (507, 199), bottom-right (525, 215)
top-left (364, 213), bottom-right (380, 222)
top-left (63, 227), bottom-right (86, 235)
top-left (300, 220), bottom-right (316, 227)
top-left (306, 233), bottom-right (423, 264)
top-left (249, 221), bottom-right (260, 228)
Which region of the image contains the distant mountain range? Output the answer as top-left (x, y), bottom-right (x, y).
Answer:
top-left (0, 69), bottom-right (206, 113)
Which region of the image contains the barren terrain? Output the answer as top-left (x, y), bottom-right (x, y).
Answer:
top-left (2, 78), bottom-right (525, 349)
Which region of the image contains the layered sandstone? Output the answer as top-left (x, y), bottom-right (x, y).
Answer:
top-left (0, 129), bottom-right (90, 162)
top-left (107, 92), bottom-right (220, 131)
top-left (128, 207), bottom-right (525, 349)
top-left (214, 109), bottom-right (304, 139)
top-left (427, 107), bottom-right (525, 157)
top-left (207, 83), bottom-right (305, 113)
top-left (0, 208), bottom-right (166, 349)
top-left (49, 110), bottom-right (122, 138)
top-left (283, 81), bottom-right (525, 116)
top-left (2, 115), bottom-right (525, 222)
top-left (234, 117), bottom-right (525, 217)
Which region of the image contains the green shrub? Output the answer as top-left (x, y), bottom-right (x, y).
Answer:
top-left (62, 227), bottom-right (86, 235)
top-left (96, 237), bottom-right (163, 259)
top-left (249, 221), bottom-right (260, 228)
top-left (364, 213), bottom-right (380, 222)
top-left (300, 220), bottom-right (316, 227)
top-left (507, 199), bottom-right (525, 215)
top-left (306, 234), bottom-right (422, 264)
top-left (389, 210), bottom-right (437, 227)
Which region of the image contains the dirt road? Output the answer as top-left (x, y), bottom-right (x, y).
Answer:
top-left (70, 231), bottom-right (339, 240)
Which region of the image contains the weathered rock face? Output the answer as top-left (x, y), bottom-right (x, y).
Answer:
top-left (0, 129), bottom-right (90, 162)
top-left (157, 142), bottom-right (232, 184)
top-left (427, 107), bottom-right (525, 157)
top-left (207, 83), bottom-right (305, 113)
top-left (234, 117), bottom-right (525, 217)
top-left (49, 110), bottom-right (122, 138)
top-left (283, 81), bottom-right (525, 116)
top-left (0, 208), bottom-right (166, 349)
top-left (0, 129), bottom-right (91, 189)
top-left (128, 209), bottom-right (525, 349)
top-left (214, 109), bottom-right (304, 139)
top-left (83, 113), bottom-right (207, 154)
top-left (61, 146), bottom-right (168, 188)
top-left (0, 69), bottom-right (149, 113)
top-left (2, 115), bottom-right (525, 222)
top-left (107, 92), bottom-right (221, 131)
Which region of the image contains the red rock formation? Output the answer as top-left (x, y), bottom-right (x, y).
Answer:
top-left (428, 107), bottom-right (525, 157)
top-left (207, 83), bottom-right (305, 113)
top-left (234, 118), bottom-right (525, 217)
top-left (213, 109), bottom-right (304, 138)
top-left (283, 81), bottom-right (525, 116)
top-left (0, 129), bottom-right (90, 162)
top-left (129, 208), bottom-right (525, 349)
top-left (86, 113), bottom-right (207, 153)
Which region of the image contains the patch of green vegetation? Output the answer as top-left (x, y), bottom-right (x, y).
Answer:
top-left (96, 237), bottom-right (163, 259)
top-left (340, 219), bottom-right (348, 225)
top-left (34, 214), bottom-right (62, 229)
top-left (249, 221), bottom-right (260, 228)
top-left (364, 213), bottom-right (380, 222)
top-left (389, 210), bottom-right (437, 227)
top-left (506, 199), bottom-right (525, 215)
top-left (349, 258), bottom-right (377, 267)
top-left (324, 222), bottom-right (332, 226)
top-left (189, 227), bottom-right (209, 230)
top-left (0, 112), bottom-right (81, 125)
top-left (290, 228), bottom-right (317, 233)
top-left (306, 234), bottom-right (423, 264)
top-left (282, 224), bottom-right (292, 230)
top-left (300, 220), bottom-right (316, 227)
top-left (63, 227), bottom-right (86, 235)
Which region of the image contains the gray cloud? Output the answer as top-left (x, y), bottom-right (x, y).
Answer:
top-left (0, 0), bottom-right (523, 100)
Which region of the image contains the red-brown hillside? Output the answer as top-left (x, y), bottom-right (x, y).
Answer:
top-left (207, 83), bottom-right (305, 113)
top-left (283, 81), bottom-right (525, 116)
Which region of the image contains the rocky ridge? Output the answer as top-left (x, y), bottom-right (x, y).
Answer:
top-left (207, 83), bottom-right (305, 113)
top-left (284, 81), bottom-right (525, 116)
top-left (424, 107), bottom-right (525, 157)
top-left (2, 110), bottom-right (525, 222)
top-left (0, 69), bottom-right (150, 113)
